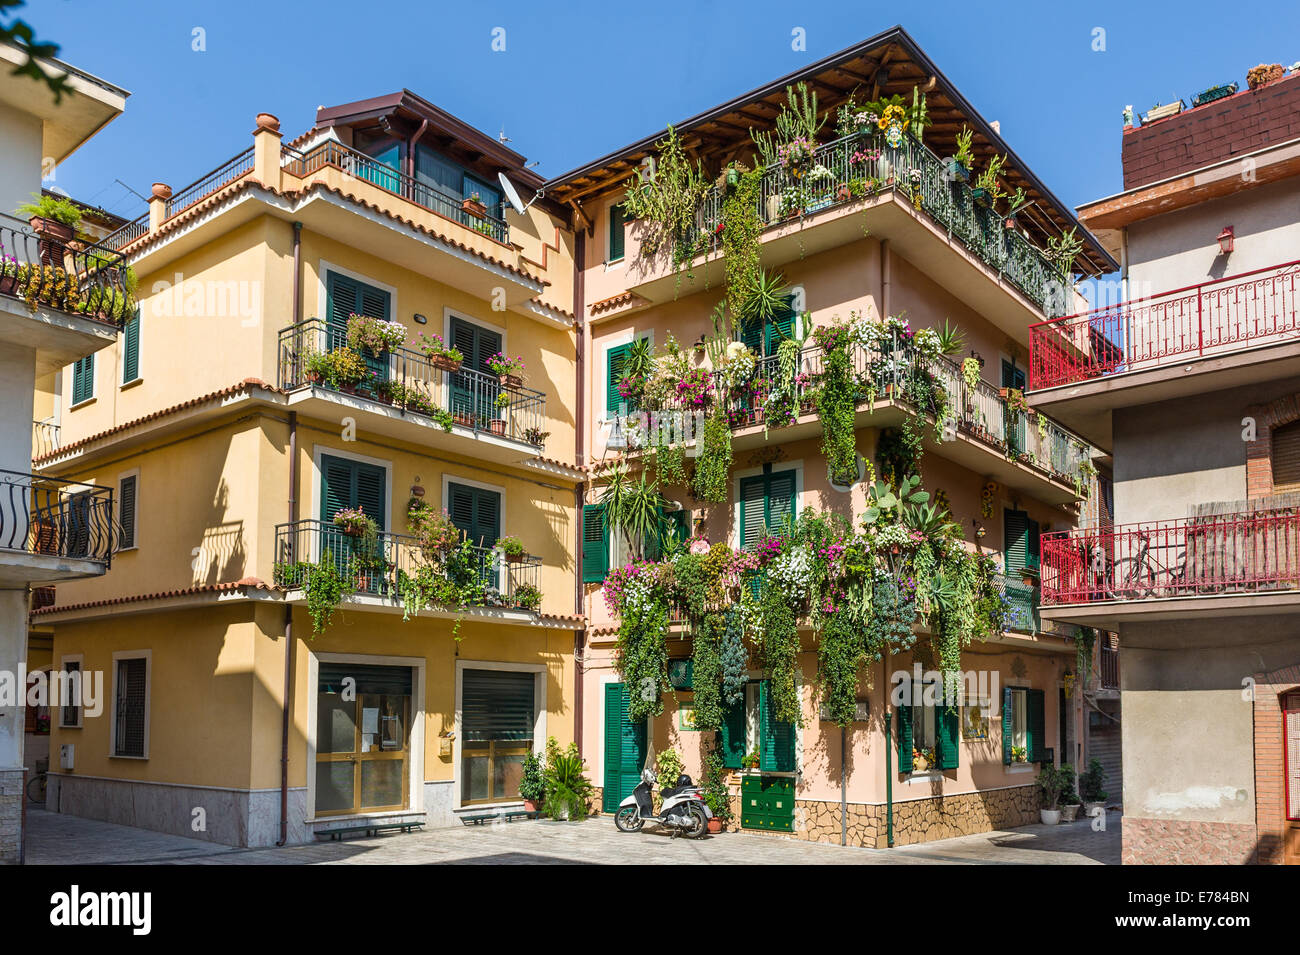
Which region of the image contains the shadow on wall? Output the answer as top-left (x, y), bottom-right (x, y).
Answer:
top-left (193, 477), bottom-right (246, 586)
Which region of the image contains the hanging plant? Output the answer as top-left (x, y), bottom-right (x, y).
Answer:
top-left (693, 409), bottom-right (732, 504)
top-left (812, 319), bottom-right (859, 486)
top-left (719, 607), bottom-right (748, 706)
top-left (759, 579), bottom-right (802, 726)
top-left (690, 612), bottom-right (725, 732)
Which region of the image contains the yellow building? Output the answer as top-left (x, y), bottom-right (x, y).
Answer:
top-left (34, 94), bottom-right (583, 845)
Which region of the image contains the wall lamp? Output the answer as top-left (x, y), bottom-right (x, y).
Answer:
top-left (1217, 226), bottom-right (1235, 255)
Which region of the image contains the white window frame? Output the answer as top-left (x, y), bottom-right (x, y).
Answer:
top-left (1005, 682), bottom-right (1034, 774)
top-left (109, 650), bottom-right (151, 760)
top-left (453, 659), bottom-right (547, 811)
top-left (57, 653), bottom-right (84, 729)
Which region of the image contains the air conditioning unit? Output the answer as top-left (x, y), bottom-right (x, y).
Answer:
top-left (60, 743), bottom-right (74, 771)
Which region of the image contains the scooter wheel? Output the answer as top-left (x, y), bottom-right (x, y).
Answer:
top-left (686, 803), bottom-right (709, 839)
top-left (614, 806), bottom-right (643, 832)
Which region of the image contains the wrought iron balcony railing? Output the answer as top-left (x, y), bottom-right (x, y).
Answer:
top-left (681, 130), bottom-right (1070, 318)
top-left (277, 318), bottom-right (546, 447)
top-left (283, 140), bottom-right (510, 244)
top-left (272, 518), bottom-right (541, 612)
top-left (1029, 260), bottom-right (1300, 391)
top-left (32, 420), bottom-right (60, 459)
top-left (1040, 508), bottom-right (1300, 605)
top-left (0, 469), bottom-right (114, 567)
top-left (0, 224), bottom-right (134, 324)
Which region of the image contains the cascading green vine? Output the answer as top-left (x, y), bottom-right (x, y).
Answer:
top-left (693, 408), bottom-right (732, 503)
top-left (614, 570), bottom-right (671, 722)
top-left (302, 552), bottom-right (351, 635)
top-left (812, 320), bottom-right (860, 486)
top-left (759, 581), bottom-right (802, 725)
top-left (722, 168), bottom-right (764, 322)
top-left (691, 612), bottom-right (725, 732)
top-left (719, 608), bottom-right (748, 706)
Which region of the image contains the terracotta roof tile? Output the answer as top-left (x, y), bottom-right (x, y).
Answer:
top-left (589, 290), bottom-right (648, 315)
top-left (30, 578), bottom-right (272, 617)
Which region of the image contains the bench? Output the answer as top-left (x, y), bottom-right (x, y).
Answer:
top-left (316, 820), bottom-right (423, 841)
top-left (459, 809), bottom-right (538, 826)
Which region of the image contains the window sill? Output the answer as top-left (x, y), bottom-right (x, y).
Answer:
top-left (110, 754), bottom-right (148, 760)
top-left (58, 723), bottom-right (82, 730)
top-left (70, 397), bottom-right (96, 411)
top-left (116, 545), bottom-right (138, 553)
top-left (1006, 764), bottom-right (1036, 774)
top-left (120, 377), bottom-right (143, 391)
top-left (904, 770), bottom-right (944, 783)
top-left (605, 258), bottom-right (624, 270)
top-left (454, 800), bottom-right (525, 813)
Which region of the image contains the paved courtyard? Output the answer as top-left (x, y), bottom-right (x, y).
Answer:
top-left (24, 808), bottom-right (1120, 865)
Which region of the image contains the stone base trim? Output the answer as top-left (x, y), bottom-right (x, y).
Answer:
top-left (0, 768), bottom-right (25, 864)
top-left (1122, 816), bottom-right (1257, 864)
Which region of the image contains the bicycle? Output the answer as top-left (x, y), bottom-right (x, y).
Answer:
top-left (26, 768), bottom-right (47, 805)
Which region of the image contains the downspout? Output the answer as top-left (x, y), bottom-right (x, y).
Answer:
top-left (884, 653), bottom-right (894, 848)
top-left (572, 230), bottom-right (586, 756)
top-left (406, 119), bottom-right (428, 182)
top-left (840, 725), bottom-right (847, 846)
top-left (277, 220), bottom-right (303, 847)
top-left (880, 239), bottom-right (892, 319)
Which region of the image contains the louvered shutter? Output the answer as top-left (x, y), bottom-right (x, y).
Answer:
top-left (1002, 686), bottom-right (1014, 765)
top-left (72, 355), bottom-right (94, 405)
top-left (608, 203), bottom-right (626, 261)
top-left (1272, 421), bottom-right (1300, 494)
top-left (768, 470), bottom-right (796, 535)
top-left (896, 702), bottom-right (914, 772)
top-left (739, 317), bottom-right (763, 354)
top-left (766, 298), bottom-right (796, 354)
top-left (582, 504), bottom-right (608, 582)
top-left (607, 342), bottom-right (631, 417)
top-left (118, 475), bottom-right (137, 549)
top-left (448, 482), bottom-right (499, 548)
top-left (449, 317), bottom-right (502, 424)
top-left (320, 455), bottom-right (385, 532)
top-left (759, 680), bottom-right (796, 772)
top-left (325, 272), bottom-right (359, 351)
top-left (122, 308), bottom-right (140, 383)
top-left (603, 682), bottom-right (646, 812)
top-left (461, 669), bottom-right (535, 742)
top-left (354, 464), bottom-right (385, 532)
top-left (718, 694), bottom-right (747, 768)
top-left (936, 703), bottom-right (959, 770)
top-left (740, 475), bottom-right (766, 552)
top-left (1027, 689), bottom-right (1046, 763)
top-left (1004, 510), bottom-right (1029, 572)
top-left (114, 657), bottom-right (147, 757)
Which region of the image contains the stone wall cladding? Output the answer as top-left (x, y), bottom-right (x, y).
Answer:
top-left (0, 769), bottom-right (23, 863)
top-left (1121, 73), bottom-right (1300, 190)
top-left (1252, 663), bottom-right (1300, 864)
top-left (1122, 816), bottom-right (1257, 864)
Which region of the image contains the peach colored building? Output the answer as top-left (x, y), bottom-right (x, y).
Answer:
top-left (551, 27), bottom-right (1117, 847)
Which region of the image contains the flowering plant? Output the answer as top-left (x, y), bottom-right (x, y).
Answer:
top-left (416, 332), bottom-right (463, 363)
top-left (487, 352), bottom-right (525, 378)
top-left (850, 147), bottom-right (881, 166)
top-left (777, 136), bottom-right (816, 172)
top-left (333, 506), bottom-right (378, 537)
top-left (674, 367), bottom-right (711, 409)
top-left (347, 314), bottom-right (407, 354)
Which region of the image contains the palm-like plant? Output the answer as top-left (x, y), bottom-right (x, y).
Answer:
top-left (934, 319), bottom-right (965, 357)
top-left (599, 464), bottom-right (669, 560)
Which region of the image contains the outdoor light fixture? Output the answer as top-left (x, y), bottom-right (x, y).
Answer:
top-left (1217, 226), bottom-right (1235, 255)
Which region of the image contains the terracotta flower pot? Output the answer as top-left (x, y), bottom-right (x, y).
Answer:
top-left (489, 419), bottom-right (507, 436)
top-left (523, 799), bottom-right (538, 812)
top-left (505, 552), bottom-right (523, 563)
top-left (498, 374), bottom-right (522, 390)
top-left (707, 818), bottom-right (723, 834)
top-left (431, 356), bottom-right (462, 373)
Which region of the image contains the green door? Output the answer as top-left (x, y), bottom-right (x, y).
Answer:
top-left (603, 682), bottom-right (647, 812)
top-left (449, 317), bottom-right (503, 428)
top-left (447, 482), bottom-right (501, 589)
top-left (326, 271), bottom-right (392, 386)
top-left (320, 454), bottom-right (387, 590)
top-left (1001, 359), bottom-right (1027, 454)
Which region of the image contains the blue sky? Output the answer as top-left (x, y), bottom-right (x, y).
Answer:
top-left (25, 0), bottom-right (1300, 224)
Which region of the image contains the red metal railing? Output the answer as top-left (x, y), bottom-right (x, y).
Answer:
top-left (1040, 508), bottom-right (1300, 604)
top-left (1029, 261), bottom-right (1300, 390)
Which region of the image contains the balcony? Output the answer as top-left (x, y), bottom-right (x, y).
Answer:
top-left (0, 469), bottom-right (114, 584)
top-left (617, 330), bottom-right (1096, 505)
top-left (1028, 261), bottom-right (1300, 441)
top-left (277, 318), bottom-right (547, 464)
top-left (32, 420), bottom-right (60, 459)
top-left (273, 518), bottom-right (542, 617)
top-left (0, 224), bottom-right (129, 371)
top-left (622, 130), bottom-right (1070, 328)
top-left (1038, 508), bottom-right (1300, 625)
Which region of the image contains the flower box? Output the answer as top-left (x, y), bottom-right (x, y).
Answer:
top-left (430, 355), bottom-right (462, 373)
top-left (498, 374), bottom-right (522, 390)
top-left (943, 158), bottom-right (971, 182)
top-left (461, 198), bottom-right (487, 218)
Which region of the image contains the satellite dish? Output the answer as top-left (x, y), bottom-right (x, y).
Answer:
top-left (498, 172), bottom-right (527, 215)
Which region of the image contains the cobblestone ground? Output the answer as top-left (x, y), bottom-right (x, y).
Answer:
top-left (24, 808), bottom-right (1120, 865)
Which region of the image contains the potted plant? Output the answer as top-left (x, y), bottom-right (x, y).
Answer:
top-left (324, 347), bottom-right (368, 393)
top-left (519, 750), bottom-right (544, 812)
top-left (945, 126), bottom-right (975, 183)
top-left (513, 582), bottom-right (542, 612)
top-left (461, 191), bottom-right (487, 218)
top-left (417, 332), bottom-right (463, 373)
top-left (1037, 764), bottom-right (1065, 825)
top-left (16, 193), bottom-right (82, 256)
top-left (741, 747), bottom-right (760, 771)
top-left (701, 751), bottom-right (733, 833)
top-left (972, 154), bottom-right (1006, 209)
top-left (523, 426), bottom-right (550, 448)
top-left (487, 351), bottom-right (525, 389)
top-left (1079, 758), bottom-right (1108, 817)
top-left (333, 506), bottom-right (377, 539)
top-left (496, 536), bottom-right (526, 563)
top-left (912, 746), bottom-right (935, 772)
top-left (346, 313), bottom-right (406, 356)
top-left (303, 349), bottom-right (330, 386)
top-left (1010, 744), bottom-right (1028, 764)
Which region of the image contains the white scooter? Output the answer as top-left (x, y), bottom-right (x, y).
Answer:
top-left (614, 769), bottom-right (711, 838)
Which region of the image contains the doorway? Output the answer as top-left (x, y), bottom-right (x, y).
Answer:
top-left (1285, 692), bottom-right (1299, 865)
top-left (315, 663), bottom-right (413, 816)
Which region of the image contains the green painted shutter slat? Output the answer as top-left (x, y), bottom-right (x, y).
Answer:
top-left (718, 695), bottom-right (746, 768)
top-left (1002, 686), bottom-right (1014, 764)
top-left (320, 455), bottom-right (386, 531)
top-left (644, 505), bottom-right (665, 563)
top-left (897, 702), bottom-right (914, 772)
top-left (355, 466), bottom-right (385, 532)
top-left (740, 475), bottom-right (766, 552)
top-left (607, 342), bottom-right (631, 417)
top-left (759, 680), bottom-right (795, 773)
top-left (122, 308), bottom-right (140, 383)
top-left (608, 203), bottom-right (625, 261)
top-left (72, 355), bottom-right (94, 405)
top-left (766, 298), bottom-right (795, 355)
top-left (603, 682), bottom-right (646, 812)
top-left (582, 504), bottom-right (608, 582)
top-left (739, 317), bottom-right (762, 354)
top-left (1028, 689), bottom-right (1046, 763)
top-left (448, 318), bottom-right (502, 426)
top-left (1004, 510), bottom-right (1029, 573)
top-left (118, 475), bottom-right (137, 549)
top-left (767, 470), bottom-right (796, 535)
top-left (937, 704), bottom-right (959, 770)
top-left (447, 482), bottom-right (498, 547)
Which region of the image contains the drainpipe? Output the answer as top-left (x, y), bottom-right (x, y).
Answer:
top-left (406, 120), bottom-right (428, 182)
top-left (840, 725), bottom-right (847, 846)
top-left (572, 231), bottom-right (586, 756)
top-left (884, 653), bottom-right (894, 847)
top-left (880, 239), bottom-right (892, 319)
top-left (292, 221), bottom-right (302, 324)
top-left (277, 409), bottom-right (299, 846)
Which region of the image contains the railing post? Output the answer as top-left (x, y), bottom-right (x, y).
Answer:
top-left (148, 183), bottom-right (170, 232)
top-left (1197, 284), bottom-right (1204, 357)
top-left (252, 112), bottom-right (283, 191)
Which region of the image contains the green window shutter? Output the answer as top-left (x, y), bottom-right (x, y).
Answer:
top-left (608, 203), bottom-right (625, 261)
top-left (739, 317), bottom-right (763, 354)
top-left (1027, 518), bottom-right (1041, 570)
top-left (122, 308), bottom-right (140, 383)
top-left (448, 317), bottom-right (503, 426)
top-left (1002, 686), bottom-right (1014, 765)
top-left (765, 297), bottom-right (796, 355)
top-left (897, 703), bottom-right (914, 772)
top-left (72, 355), bottom-right (94, 405)
top-left (936, 704), bottom-right (959, 770)
top-left (718, 695), bottom-right (747, 769)
top-left (644, 506), bottom-right (664, 563)
top-left (1028, 689), bottom-right (1046, 763)
top-left (320, 455), bottom-right (387, 531)
top-left (326, 272), bottom-right (392, 383)
top-left (740, 475), bottom-right (766, 552)
top-left (582, 504), bottom-right (608, 582)
top-left (759, 680), bottom-right (796, 773)
top-left (607, 342), bottom-right (632, 417)
top-left (767, 469), bottom-right (796, 535)
top-left (118, 475), bottom-right (137, 549)
top-left (448, 482), bottom-right (499, 547)
top-left (1004, 510), bottom-right (1030, 573)
top-left (603, 682), bottom-right (646, 812)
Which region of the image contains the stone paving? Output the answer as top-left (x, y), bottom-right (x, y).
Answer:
top-left (24, 807), bottom-right (1120, 865)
